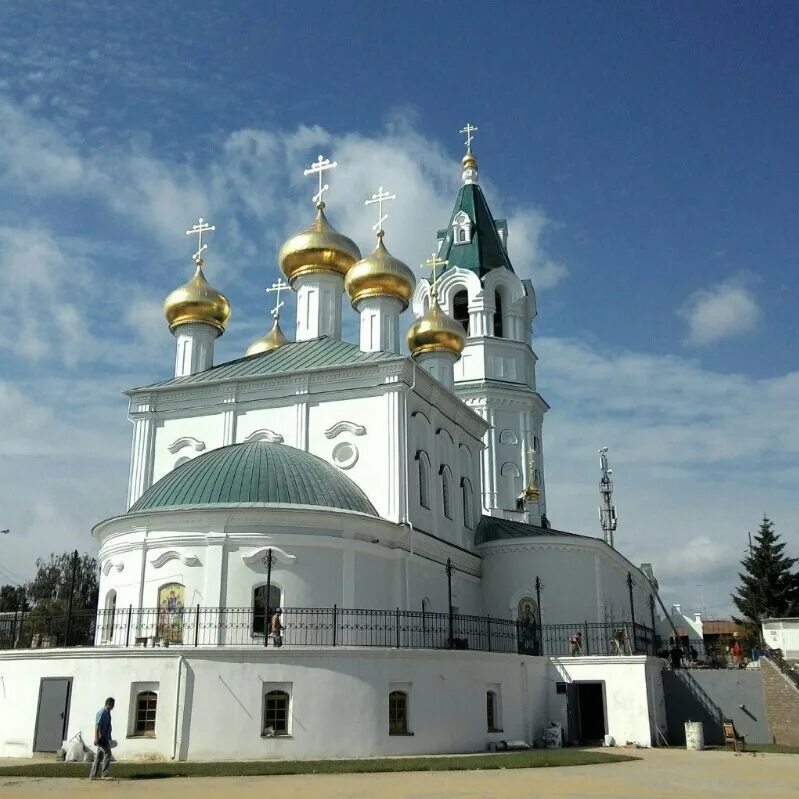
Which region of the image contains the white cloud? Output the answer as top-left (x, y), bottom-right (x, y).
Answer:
top-left (538, 336), bottom-right (799, 612)
top-left (679, 278), bottom-right (761, 347)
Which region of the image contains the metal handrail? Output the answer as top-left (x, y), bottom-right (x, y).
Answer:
top-left (763, 646), bottom-right (799, 690)
top-left (0, 606), bottom-right (655, 657)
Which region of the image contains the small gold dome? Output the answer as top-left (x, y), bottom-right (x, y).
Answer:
top-left (406, 295), bottom-right (466, 358)
top-left (164, 261), bottom-right (231, 334)
top-left (345, 233), bottom-right (416, 309)
top-left (462, 152), bottom-right (478, 171)
top-left (245, 317), bottom-right (289, 356)
top-left (278, 204), bottom-right (361, 284)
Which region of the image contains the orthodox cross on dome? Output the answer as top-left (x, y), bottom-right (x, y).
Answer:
top-left (265, 277), bottom-right (289, 320)
top-left (460, 122), bottom-right (478, 153)
top-left (186, 218), bottom-right (215, 264)
top-left (303, 154), bottom-right (337, 207)
top-left (365, 186), bottom-right (397, 235)
top-left (423, 253), bottom-right (448, 298)
top-left (526, 442), bottom-right (537, 485)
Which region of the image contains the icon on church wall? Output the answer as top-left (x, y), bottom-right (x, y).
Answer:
top-left (157, 583), bottom-right (185, 643)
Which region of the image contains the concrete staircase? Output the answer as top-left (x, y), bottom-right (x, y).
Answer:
top-left (761, 650), bottom-right (799, 746)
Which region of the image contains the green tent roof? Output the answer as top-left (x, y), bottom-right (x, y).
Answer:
top-left (134, 336), bottom-right (400, 391)
top-left (129, 440), bottom-right (377, 516)
top-left (436, 183), bottom-right (514, 280)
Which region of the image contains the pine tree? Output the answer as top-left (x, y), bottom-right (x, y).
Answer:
top-left (732, 516), bottom-right (798, 624)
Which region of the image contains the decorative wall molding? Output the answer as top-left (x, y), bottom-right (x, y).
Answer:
top-left (244, 428), bottom-right (284, 444)
top-left (150, 550), bottom-right (201, 568)
top-left (167, 436), bottom-right (207, 454)
top-left (324, 420), bottom-right (366, 439)
top-left (241, 546), bottom-right (297, 567)
top-left (101, 560), bottom-right (125, 576)
top-left (499, 429), bottom-right (518, 445)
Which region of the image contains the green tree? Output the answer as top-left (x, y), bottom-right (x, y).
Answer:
top-left (0, 584), bottom-right (28, 612)
top-left (732, 516), bottom-right (798, 626)
top-left (25, 551), bottom-right (99, 613)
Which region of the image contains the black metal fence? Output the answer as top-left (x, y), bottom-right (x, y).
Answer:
top-left (0, 606), bottom-right (656, 656)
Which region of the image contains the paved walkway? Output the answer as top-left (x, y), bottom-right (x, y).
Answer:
top-left (0, 748), bottom-right (795, 798)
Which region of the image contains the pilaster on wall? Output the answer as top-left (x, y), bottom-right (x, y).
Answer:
top-left (221, 389), bottom-right (238, 446)
top-left (127, 399), bottom-right (156, 509)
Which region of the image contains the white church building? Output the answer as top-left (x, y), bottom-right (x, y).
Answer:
top-left (0, 132), bottom-right (668, 761)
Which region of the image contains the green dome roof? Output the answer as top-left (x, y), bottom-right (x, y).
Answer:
top-left (130, 440), bottom-right (377, 516)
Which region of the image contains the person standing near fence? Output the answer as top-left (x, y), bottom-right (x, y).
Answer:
top-left (89, 697), bottom-right (114, 780)
top-left (569, 631), bottom-right (583, 655)
top-left (268, 608), bottom-right (284, 647)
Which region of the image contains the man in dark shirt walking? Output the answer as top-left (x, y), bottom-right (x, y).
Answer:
top-left (89, 697), bottom-right (115, 780)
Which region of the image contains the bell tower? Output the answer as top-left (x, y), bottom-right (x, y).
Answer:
top-left (410, 126), bottom-right (549, 525)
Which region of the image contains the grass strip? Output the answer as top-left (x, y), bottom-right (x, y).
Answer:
top-left (0, 749), bottom-right (637, 779)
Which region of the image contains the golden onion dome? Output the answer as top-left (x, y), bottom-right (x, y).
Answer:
top-left (344, 233), bottom-right (416, 309)
top-left (245, 317), bottom-right (289, 356)
top-left (164, 261), bottom-right (231, 334)
top-left (278, 203), bottom-right (361, 284)
top-left (462, 151), bottom-right (478, 171)
top-left (406, 294), bottom-right (466, 358)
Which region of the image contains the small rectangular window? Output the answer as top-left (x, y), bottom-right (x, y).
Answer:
top-left (128, 681), bottom-right (159, 738)
top-left (486, 684), bottom-right (503, 732)
top-left (134, 691), bottom-right (157, 737)
top-left (389, 690), bottom-right (409, 735)
top-left (263, 689), bottom-right (290, 736)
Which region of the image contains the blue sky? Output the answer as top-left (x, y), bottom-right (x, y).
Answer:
top-left (0, 2), bottom-right (797, 615)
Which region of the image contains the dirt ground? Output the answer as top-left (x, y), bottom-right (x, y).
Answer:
top-left (0, 747), bottom-right (796, 799)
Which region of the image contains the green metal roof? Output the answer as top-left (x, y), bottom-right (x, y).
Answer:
top-left (474, 515), bottom-right (576, 546)
top-left (129, 440), bottom-right (377, 516)
top-left (134, 336), bottom-right (399, 391)
top-left (436, 183), bottom-right (514, 280)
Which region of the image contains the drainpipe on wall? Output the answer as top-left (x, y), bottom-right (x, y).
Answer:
top-left (172, 655), bottom-right (186, 760)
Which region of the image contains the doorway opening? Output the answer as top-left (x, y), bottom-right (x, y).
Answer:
top-left (575, 682), bottom-right (606, 743)
top-left (34, 677), bottom-right (72, 752)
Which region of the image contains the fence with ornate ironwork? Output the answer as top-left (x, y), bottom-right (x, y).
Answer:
top-left (0, 607), bottom-right (656, 656)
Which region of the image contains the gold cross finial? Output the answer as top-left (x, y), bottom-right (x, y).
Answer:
top-left (364, 185), bottom-right (397, 236)
top-left (186, 218), bottom-right (215, 264)
top-left (460, 122), bottom-right (478, 153)
top-left (265, 277), bottom-right (289, 320)
top-left (422, 252), bottom-right (448, 299)
top-left (303, 154), bottom-right (337, 207)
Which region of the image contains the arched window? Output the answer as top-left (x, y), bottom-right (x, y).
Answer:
top-left (486, 691), bottom-right (499, 732)
top-left (416, 451), bottom-right (430, 509)
top-left (461, 478), bottom-right (474, 529)
top-left (389, 691), bottom-right (409, 735)
top-left (134, 691), bottom-right (158, 736)
top-left (253, 584), bottom-right (282, 637)
top-left (534, 435), bottom-right (539, 452)
top-left (157, 583), bottom-right (185, 644)
top-left (452, 211), bottom-right (471, 245)
top-left (493, 290), bottom-right (503, 337)
top-left (263, 690), bottom-right (290, 736)
top-left (453, 290), bottom-right (469, 334)
top-left (102, 590), bottom-right (117, 643)
top-left (441, 467), bottom-right (453, 519)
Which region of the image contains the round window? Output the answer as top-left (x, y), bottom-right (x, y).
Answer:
top-left (332, 441), bottom-right (358, 470)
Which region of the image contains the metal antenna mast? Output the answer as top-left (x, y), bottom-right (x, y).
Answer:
top-left (598, 447), bottom-right (618, 548)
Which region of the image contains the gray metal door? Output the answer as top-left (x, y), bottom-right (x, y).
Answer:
top-left (566, 683), bottom-right (580, 745)
top-left (34, 678), bottom-right (72, 752)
